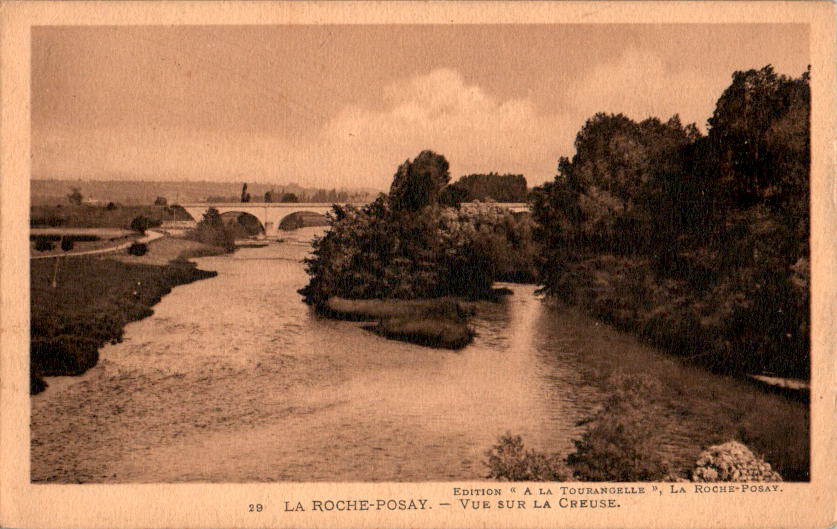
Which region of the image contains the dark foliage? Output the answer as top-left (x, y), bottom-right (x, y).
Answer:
top-left (60, 238), bottom-right (74, 252)
top-left (34, 239), bottom-right (54, 251)
top-left (389, 150), bottom-right (451, 212)
top-left (531, 66), bottom-right (810, 379)
top-left (127, 242), bottom-right (149, 256)
top-left (300, 151), bottom-right (537, 307)
top-left (453, 173), bottom-right (528, 202)
top-left (130, 215), bottom-right (162, 234)
top-left (185, 207), bottom-right (236, 252)
top-left (30, 257), bottom-right (217, 393)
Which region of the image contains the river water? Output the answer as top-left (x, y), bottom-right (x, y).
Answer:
top-left (29, 228), bottom-right (622, 482)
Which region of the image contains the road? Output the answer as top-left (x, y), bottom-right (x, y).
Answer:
top-left (30, 230), bottom-right (166, 260)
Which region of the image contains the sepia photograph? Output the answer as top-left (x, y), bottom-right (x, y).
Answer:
top-left (2, 2), bottom-right (836, 528)
top-left (27, 22), bottom-right (813, 484)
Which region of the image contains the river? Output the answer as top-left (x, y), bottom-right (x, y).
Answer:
top-left (31, 228), bottom-right (807, 483)
top-left (30, 228), bottom-right (802, 482)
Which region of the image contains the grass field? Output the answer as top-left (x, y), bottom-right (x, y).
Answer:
top-left (30, 240), bottom-right (219, 393)
top-left (31, 204), bottom-right (192, 229)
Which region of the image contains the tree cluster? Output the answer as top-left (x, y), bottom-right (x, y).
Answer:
top-left (531, 66), bottom-right (810, 377)
top-left (446, 173), bottom-right (528, 203)
top-left (300, 151), bottom-right (533, 306)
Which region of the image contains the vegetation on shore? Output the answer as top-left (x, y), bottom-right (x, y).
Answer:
top-left (300, 150), bottom-right (537, 346)
top-left (30, 242), bottom-right (219, 394)
top-left (184, 207), bottom-right (238, 252)
top-left (324, 297), bottom-right (476, 349)
top-left (531, 66), bottom-right (810, 379)
top-left (486, 365), bottom-right (797, 482)
top-left (31, 204), bottom-right (192, 229)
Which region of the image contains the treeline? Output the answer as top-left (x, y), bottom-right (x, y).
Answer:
top-left (443, 173), bottom-right (528, 203)
top-left (531, 65), bottom-right (810, 378)
top-left (207, 187), bottom-right (368, 204)
top-left (300, 151), bottom-right (538, 307)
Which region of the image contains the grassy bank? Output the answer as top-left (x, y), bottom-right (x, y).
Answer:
top-left (531, 302), bottom-right (807, 481)
top-left (31, 204), bottom-right (192, 229)
top-left (30, 240), bottom-right (220, 394)
top-left (325, 297), bottom-right (476, 349)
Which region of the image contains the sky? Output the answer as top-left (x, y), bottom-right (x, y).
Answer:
top-left (32, 24), bottom-right (809, 190)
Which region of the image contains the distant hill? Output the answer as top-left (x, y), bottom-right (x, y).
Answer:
top-left (31, 179), bottom-right (382, 206)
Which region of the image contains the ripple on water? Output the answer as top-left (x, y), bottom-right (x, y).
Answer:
top-left (33, 241), bottom-right (604, 482)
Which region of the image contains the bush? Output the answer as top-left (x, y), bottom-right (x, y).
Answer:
top-left (485, 433), bottom-right (572, 481)
top-left (691, 441), bottom-right (782, 482)
top-left (60, 238), bottom-right (74, 252)
top-left (185, 207), bottom-right (236, 252)
top-left (130, 215), bottom-right (161, 233)
top-left (128, 242), bottom-right (148, 256)
top-left (566, 373), bottom-right (671, 481)
top-left (34, 239), bottom-right (54, 251)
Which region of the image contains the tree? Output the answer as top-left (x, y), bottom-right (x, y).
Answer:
top-left (280, 193), bottom-right (299, 203)
top-left (453, 173), bottom-right (528, 202)
top-left (439, 183), bottom-right (470, 208)
top-left (60, 238), bottom-right (74, 252)
top-left (130, 215), bottom-right (161, 234)
top-left (240, 183), bottom-right (251, 203)
top-left (202, 207), bottom-right (224, 228)
top-left (67, 187), bottom-right (83, 205)
top-left (389, 150), bottom-right (451, 211)
top-left (264, 190), bottom-right (274, 203)
top-left (154, 196), bottom-right (168, 206)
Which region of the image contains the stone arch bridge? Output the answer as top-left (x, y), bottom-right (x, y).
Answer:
top-left (178, 202), bottom-right (529, 236)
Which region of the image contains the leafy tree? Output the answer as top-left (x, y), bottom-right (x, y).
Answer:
top-left (439, 183), bottom-right (469, 208)
top-left (67, 187), bottom-right (83, 205)
top-left (154, 196), bottom-right (168, 206)
top-left (389, 150), bottom-right (451, 211)
top-left (60, 238), bottom-right (74, 252)
top-left (129, 215), bottom-right (161, 234)
top-left (280, 193), bottom-right (299, 203)
top-left (264, 190), bottom-right (274, 203)
top-left (240, 183), bottom-right (251, 203)
top-left (186, 207), bottom-right (235, 252)
top-left (454, 173), bottom-right (528, 202)
top-left (530, 66), bottom-right (811, 378)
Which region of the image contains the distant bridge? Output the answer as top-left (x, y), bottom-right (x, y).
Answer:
top-left (178, 202), bottom-right (529, 236)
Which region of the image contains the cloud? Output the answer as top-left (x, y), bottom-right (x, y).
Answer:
top-left (563, 48), bottom-right (731, 130)
top-left (33, 56), bottom-right (746, 189)
top-left (313, 68), bottom-right (569, 188)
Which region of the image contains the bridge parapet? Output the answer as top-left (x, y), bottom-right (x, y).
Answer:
top-left (177, 201), bottom-right (530, 235)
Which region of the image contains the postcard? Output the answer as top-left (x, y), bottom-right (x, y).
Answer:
top-left (1, 2), bottom-right (835, 528)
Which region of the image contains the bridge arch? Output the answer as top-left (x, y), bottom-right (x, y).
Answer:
top-left (179, 202), bottom-right (529, 236)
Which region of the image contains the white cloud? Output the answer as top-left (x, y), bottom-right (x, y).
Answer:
top-left (313, 68), bottom-right (569, 188)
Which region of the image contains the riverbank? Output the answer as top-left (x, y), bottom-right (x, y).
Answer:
top-left (325, 297), bottom-right (477, 349)
top-left (549, 254), bottom-right (809, 381)
top-left (538, 300), bottom-right (808, 481)
top-left (30, 237), bottom-right (223, 394)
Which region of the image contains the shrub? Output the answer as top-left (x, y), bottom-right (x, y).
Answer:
top-left (566, 373), bottom-right (671, 481)
top-left (185, 207), bottom-right (236, 252)
top-left (34, 239), bottom-right (54, 251)
top-left (130, 215), bottom-right (161, 233)
top-left (60, 238), bottom-right (74, 252)
top-left (128, 242), bottom-right (148, 256)
top-left (691, 441), bottom-right (782, 482)
top-left (485, 433), bottom-right (571, 481)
